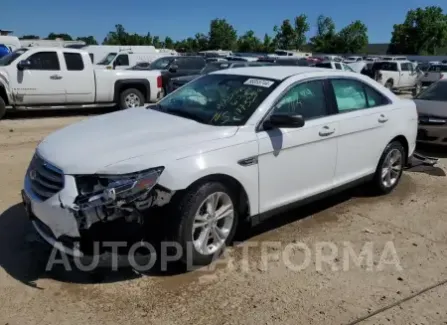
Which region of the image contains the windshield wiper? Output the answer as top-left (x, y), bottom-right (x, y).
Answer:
top-left (166, 108), bottom-right (208, 124)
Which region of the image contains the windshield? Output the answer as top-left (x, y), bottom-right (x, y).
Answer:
top-left (0, 48), bottom-right (28, 66)
top-left (200, 62), bottom-right (230, 74)
top-left (343, 64), bottom-right (355, 72)
top-left (97, 52), bottom-right (117, 65)
top-left (416, 81), bottom-right (447, 101)
top-left (152, 74), bottom-right (279, 126)
top-left (373, 62), bottom-right (398, 71)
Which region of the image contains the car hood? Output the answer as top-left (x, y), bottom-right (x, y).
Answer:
top-left (172, 74), bottom-right (200, 83)
top-left (37, 108), bottom-right (238, 174)
top-left (413, 99), bottom-right (447, 118)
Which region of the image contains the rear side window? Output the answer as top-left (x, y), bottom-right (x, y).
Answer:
top-left (331, 79), bottom-right (389, 112)
top-left (335, 63), bottom-right (342, 70)
top-left (64, 52), bottom-right (84, 70)
top-left (316, 62), bottom-right (332, 69)
top-left (428, 65), bottom-right (447, 72)
top-left (27, 51), bottom-right (60, 70)
top-left (400, 63), bottom-right (410, 71)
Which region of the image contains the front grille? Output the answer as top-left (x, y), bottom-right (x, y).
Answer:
top-left (28, 154), bottom-right (64, 201)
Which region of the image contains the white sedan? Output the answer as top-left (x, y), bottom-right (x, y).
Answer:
top-left (23, 66), bottom-right (418, 267)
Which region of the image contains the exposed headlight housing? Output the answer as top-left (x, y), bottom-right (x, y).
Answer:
top-left (75, 167), bottom-right (164, 210)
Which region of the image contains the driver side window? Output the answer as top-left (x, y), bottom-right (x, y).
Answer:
top-left (272, 80), bottom-right (328, 120)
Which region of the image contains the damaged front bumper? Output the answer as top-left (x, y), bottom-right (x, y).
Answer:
top-left (23, 159), bottom-right (174, 261)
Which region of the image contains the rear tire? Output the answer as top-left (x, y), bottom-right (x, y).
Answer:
top-left (384, 80), bottom-right (393, 90)
top-left (370, 141), bottom-right (405, 195)
top-left (167, 182), bottom-right (239, 267)
top-left (0, 96), bottom-right (6, 120)
top-left (119, 88), bottom-right (145, 109)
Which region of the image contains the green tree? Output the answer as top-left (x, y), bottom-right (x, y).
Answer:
top-left (152, 36), bottom-right (161, 48)
top-left (19, 35), bottom-right (40, 39)
top-left (310, 15), bottom-right (337, 53)
top-left (208, 19), bottom-right (238, 50)
top-left (336, 20), bottom-right (368, 53)
top-left (293, 14), bottom-right (310, 50)
top-left (195, 33), bottom-right (209, 51)
top-left (273, 19), bottom-right (295, 50)
top-left (47, 33), bottom-right (72, 41)
top-left (76, 36), bottom-right (98, 45)
top-left (388, 6), bottom-right (447, 55)
top-left (237, 30), bottom-right (262, 52)
top-left (164, 36), bottom-right (174, 49)
top-left (103, 24), bottom-right (128, 45)
top-left (261, 33), bottom-right (275, 53)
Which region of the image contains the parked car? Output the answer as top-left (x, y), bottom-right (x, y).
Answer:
top-left (413, 79), bottom-right (447, 146)
top-left (415, 64), bottom-right (447, 90)
top-left (371, 60), bottom-right (422, 92)
top-left (315, 60), bottom-right (356, 72)
top-left (0, 48), bottom-right (163, 119)
top-left (23, 66), bottom-right (417, 267)
top-left (128, 62), bottom-right (151, 70)
top-left (145, 56), bottom-right (206, 96)
top-left (168, 61), bottom-right (270, 92)
top-left (257, 57), bottom-right (310, 66)
top-left (343, 56), bottom-right (363, 63)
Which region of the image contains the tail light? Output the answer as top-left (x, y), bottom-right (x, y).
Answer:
top-left (157, 75), bottom-right (162, 88)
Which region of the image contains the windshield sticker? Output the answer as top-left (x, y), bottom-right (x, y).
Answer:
top-left (244, 78), bottom-right (274, 88)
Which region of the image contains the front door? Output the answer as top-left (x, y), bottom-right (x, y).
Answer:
top-left (15, 50), bottom-right (65, 105)
top-left (257, 79), bottom-right (338, 213)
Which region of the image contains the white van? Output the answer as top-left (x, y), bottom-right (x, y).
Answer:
top-left (95, 51), bottom-right (176, 70)
top-left (84, 45), bottom-right (166, 64)
top-left (0, 36), bottom-right (21, 52)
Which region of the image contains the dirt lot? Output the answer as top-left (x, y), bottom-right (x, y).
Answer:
top-left (0, 107), bottom-right (447, 325)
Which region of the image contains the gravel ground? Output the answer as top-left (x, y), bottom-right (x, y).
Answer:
top-left (0, 104), bottom-right (446, 325)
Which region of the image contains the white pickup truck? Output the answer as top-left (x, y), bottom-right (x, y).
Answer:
top-left (0, 47), bottom-right (164, 119)
top-left (372, 60), bottom-right (422, 92)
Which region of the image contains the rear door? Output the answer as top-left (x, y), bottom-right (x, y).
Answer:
top-left (328, 78), bottom-right (393, 185)
top-left (16, 50), bottom-right (66, 104)
top-left (62, 52), bottom-right (95, 103)
top-left (399, 63), bottom-right (412, 87)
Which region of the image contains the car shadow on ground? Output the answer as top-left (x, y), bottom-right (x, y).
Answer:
top-left (3, 107), bottom-right (116, 120)
top-left (0, 185), bottom-right (370, 287)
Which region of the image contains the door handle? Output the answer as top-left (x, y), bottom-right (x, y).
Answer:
top-left (378, 114), bottom-right (388, 123)
top-left (319, 126), bottom-right (335, 136)
top-left (50, 75), bottom-right (62, 80)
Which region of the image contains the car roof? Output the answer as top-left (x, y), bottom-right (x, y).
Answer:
top-left (212, 66), bottom-right (343, 80)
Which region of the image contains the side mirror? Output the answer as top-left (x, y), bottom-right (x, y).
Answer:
top-left (17, 60), bottom-right (31, 71)
top-left (263, 114), bottom-right (305, 130)
top-left (169, 64), bottom-right (178, 72)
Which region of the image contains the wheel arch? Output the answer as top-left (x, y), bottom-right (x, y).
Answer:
top-left (388, 135), bottom-right (409, 164)
top-left (173, 173), bottom-right (251, 219)
top-left (113, 79), bottom-right (151, 103)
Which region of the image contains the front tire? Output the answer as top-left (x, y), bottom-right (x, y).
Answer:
top-left (371, 141), bottom-right (405, 195)
top-left (0, 96), bottom-right (6, 120)
top-left (168, 182), bottom-right (239, 266)
top-left (119, 88), bottom-right (145, 109)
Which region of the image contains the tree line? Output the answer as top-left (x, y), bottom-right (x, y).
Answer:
top-left (19, 6), bottom-right (447, 55)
